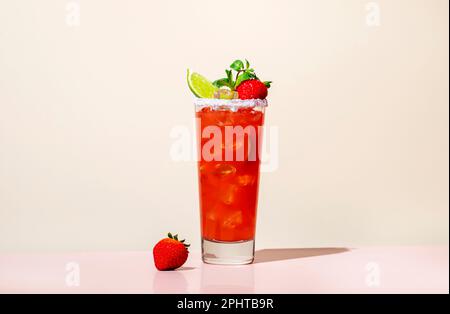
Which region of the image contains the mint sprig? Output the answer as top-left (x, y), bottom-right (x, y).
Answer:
top-left (230, 60), bottom-right (244, 71)
top-left (213, 59), bottom-right (267, 91)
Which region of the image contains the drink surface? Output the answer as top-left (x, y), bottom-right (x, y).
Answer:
top-left (196, 106), bottom-right (264, 242)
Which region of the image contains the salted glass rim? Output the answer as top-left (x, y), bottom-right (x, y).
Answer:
top-left (194, 98), bottom-right (268, 108)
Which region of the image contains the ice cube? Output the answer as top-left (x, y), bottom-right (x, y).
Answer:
top-left (220, 184), bottom-right (238, 205)
top-left (215, 111), bottom-right (234, 126)
top-left (237, 175), bottom-right (255, 186)
top-left (205, 211), bottom-right (217, 222)
top-left (214, 164), bottom-right (236, 176)
top-left (223, 211), bottom-right (243, 228)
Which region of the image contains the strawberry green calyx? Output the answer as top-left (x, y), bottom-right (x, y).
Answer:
top-left (263, 81), bottom-right (272, 88)
top-left (167, 232), bottom-right (190, 250)
top-left (213, 59), bottom-right (272, 91)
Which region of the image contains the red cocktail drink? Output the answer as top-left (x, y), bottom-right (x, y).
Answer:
top-left (195, 98), bottom-right (266, 264)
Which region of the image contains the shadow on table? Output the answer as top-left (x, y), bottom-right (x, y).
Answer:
top-left (254, 247), bottom-right (350, 264)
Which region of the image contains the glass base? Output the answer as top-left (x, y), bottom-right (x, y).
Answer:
top-left (201, 238), bottom-right (255, 265)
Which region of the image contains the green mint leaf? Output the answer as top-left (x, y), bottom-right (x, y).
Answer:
top-left (247, 71), bottom-right (257, 79)
top-left (245, 59), bottom-right (250, 69)
top-left (236, 72), bottom-right (253, 87)
top-left (230, 60), bottom-right (244, 71)
top-left (226, 69), bottom-right (233, 83)
top-left (246, 69), bottom-right (258, 79)
top-left (213, 78), bottom-right (232, 89)
top-left (263, 81), bottom-right (272, 88)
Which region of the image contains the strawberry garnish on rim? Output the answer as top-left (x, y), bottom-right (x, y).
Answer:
top-left (236, 79), bottom-right (269, 100)
top-left (211, 59), bottom-right (272, 100)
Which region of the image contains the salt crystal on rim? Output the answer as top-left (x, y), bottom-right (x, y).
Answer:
top-left (194, 98), bottom-right (268, 111)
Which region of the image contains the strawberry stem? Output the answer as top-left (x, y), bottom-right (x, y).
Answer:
top-left (166, 232), bottom-right (190, 250)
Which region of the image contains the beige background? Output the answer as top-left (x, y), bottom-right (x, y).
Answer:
top-left (0, 0), bottom-right (448, 252)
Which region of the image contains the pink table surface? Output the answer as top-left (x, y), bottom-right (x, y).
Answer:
top-left (0, 246), bottom-right (448, 294)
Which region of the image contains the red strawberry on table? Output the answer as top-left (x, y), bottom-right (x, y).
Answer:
top-left (236, 79), bottom-right (268, 100)
top-left (153, 233), bottom-right (190, 271)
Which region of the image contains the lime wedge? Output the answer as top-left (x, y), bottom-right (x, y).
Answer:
top-left (187, 69), bottom-right (218, 98)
